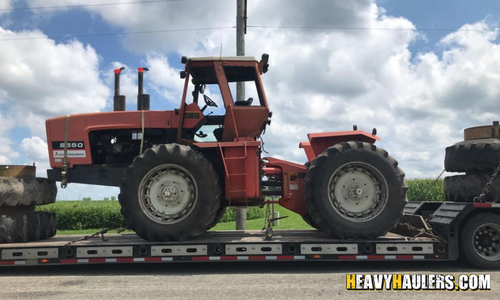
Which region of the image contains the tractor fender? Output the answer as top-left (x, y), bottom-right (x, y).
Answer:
top-left (300, 130), bottom-right (380, 162)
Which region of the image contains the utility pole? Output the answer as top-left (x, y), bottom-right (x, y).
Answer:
top-left (235, 0), bottom-right (247, 230)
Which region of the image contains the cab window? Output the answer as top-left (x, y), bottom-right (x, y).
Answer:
top-left (224, 66), bottom-right (264, 106)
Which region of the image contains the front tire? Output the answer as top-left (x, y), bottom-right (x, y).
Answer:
top-left (305, 141), bottom-right (407, 239)
top-left (119, 144), bottom-right (222, 241)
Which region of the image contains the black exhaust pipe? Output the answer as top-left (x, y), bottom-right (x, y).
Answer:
top-left (137, 67), bottom-right (150, 111)
top-left (113, 67), bottom-right (126, 111)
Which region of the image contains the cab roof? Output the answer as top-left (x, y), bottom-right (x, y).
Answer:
top-left (188, 56), bottom-right (257, 62)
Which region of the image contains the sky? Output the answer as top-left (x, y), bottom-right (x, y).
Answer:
top-left (0, 0), bottom-right (499, 200)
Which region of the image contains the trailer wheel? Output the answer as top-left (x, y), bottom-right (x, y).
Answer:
top-left (0, 177), bottom-right (57, 207)
top-left (119, 144), bottom-right (222, 241)
top-left (0, 212), bottom-right (56, 243)
top-left (305, 141), bottom-right (407, 239)
top-left (444, 174), bottom-right (500, 202)
top-left (461, 213), bottom-right (500, 269)
top-left (445, 139), bottom-right (500, 172)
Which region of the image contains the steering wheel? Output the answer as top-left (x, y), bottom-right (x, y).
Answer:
top-left (203, 95), bottom-right (218, 108)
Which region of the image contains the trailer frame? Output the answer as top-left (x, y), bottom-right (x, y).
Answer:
top-left (1, 202), bottom-right (499, 268)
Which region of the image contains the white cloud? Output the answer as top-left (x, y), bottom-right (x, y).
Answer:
top-left (0, 27), bottom-right (109, 135)
top-left (59, 0), bottom-right (500, 178)
top-left (19, 136), bottom-right (49, 177)
top-left (4, 0), bottom-right (500, 183)
top-left (103, 56), bottom-right (184, 111)
top-left (0, 111), bottom-right (18, 163)
top-left (0, 1), bottom-right (13, 13)
top-left (103, 62), bottom-right (139, 111)
top-left (0, 155), bottom-right (10, 164)
top-left (0, 26), bottom-right (112, 198)
top-left (20, 136), bottom-right (47, 161)
top-left (145, 53), bottom-right (184, 106)
top-left (0, 25), bottom-right (113, 200)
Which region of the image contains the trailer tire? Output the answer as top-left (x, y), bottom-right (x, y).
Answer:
top-left (119, 144), bottom-right (222, 241)
top-left (444, 174), bottom-right (500, 203)
top-left (461, 213), bottom-right (500, 269)
top-left (445, 139), bottom-right (500, 172)
top-left (305, 141), bottom-right (407, 239)
top-left (0, 177), bottom-right (57, 207)
top-left (0, 212), bottom-right (56, 243)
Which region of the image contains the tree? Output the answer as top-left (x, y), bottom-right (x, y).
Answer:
top-left (82, 197), bottom-right (92, 201)
top-left (110, 196), bottom-right (117, 201)
top-left (103, 197), bottom-right (110, 201)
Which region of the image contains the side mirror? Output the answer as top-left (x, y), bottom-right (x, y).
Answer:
top-left (200, 84), bottom-right (206, 94)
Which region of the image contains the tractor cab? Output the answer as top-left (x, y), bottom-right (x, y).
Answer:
top-left (177, 54), bottom-right (271, 143)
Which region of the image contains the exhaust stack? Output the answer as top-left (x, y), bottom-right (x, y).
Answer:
top-left (113, 67), bottom-right (126, 111)
top-left (137, 67), bottom-right (150, 111)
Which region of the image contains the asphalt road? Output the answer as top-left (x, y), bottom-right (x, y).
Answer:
top-left (0, 261), bottom-right (499, 299)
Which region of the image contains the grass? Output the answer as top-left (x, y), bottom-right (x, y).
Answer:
top-left (211, 206), bottom-right (312, 231)
top-left (56, 206), bottom-right (313, 235)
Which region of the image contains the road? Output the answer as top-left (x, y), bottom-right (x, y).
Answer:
top-left (0, 261), bottom-right (499, 299)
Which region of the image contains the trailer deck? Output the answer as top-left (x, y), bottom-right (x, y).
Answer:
top-left (0, 202), bottom-right (499, 268)
top-left (0, 230), bottom-right (440, 267)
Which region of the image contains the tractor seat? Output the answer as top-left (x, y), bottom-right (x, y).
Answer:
top-left (213, 127), bottom-right (223, 142)
top-left (234, 97), bottom-right (253, 106)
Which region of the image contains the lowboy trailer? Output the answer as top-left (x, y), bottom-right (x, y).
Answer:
top-left (1, 201), bottom-right (499, 269)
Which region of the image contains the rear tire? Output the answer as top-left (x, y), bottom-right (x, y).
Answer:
top-left (445, 139), bottom-right (500, 172)
top-left (0, 177), bottom-right (56, 207)
top-left (207, 205), bottom-right (227, 230)
top-left (305, 141), bottom-right (407, 239)
top-left (0, 212), bottom-right (56, 243)
top-left (301, 215), bottom-right (319, 230)
top-left (444, 174), bottom-right (500, 203)
top-left (461, 213), bottom-right (500, 269)
top-left (302, 162), bottom-right (319, 230)
top-left (119, 144), bottom-right (222, 241)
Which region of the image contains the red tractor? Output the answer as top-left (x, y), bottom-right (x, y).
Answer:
top-left (45, 54), bottom-right (407, 241)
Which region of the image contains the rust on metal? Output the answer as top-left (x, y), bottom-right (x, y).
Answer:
top-left (464, 121), bottom-right (500, 140)
top-left (0, 165), bottom-right (36, 178)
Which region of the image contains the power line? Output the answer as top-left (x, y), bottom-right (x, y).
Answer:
top-left (0, 26), bottom-right (234, 41)
top-left (0, 24), bottom-right (495, 42)
top-left (248, 25), bottom-right (499, 33)
top-left (0, 0), bottom-right (188, 12)
top-left (0, 24), bottom-right (494, 42)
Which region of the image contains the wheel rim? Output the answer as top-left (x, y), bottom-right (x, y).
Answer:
top-left (327, 162), bottom-right (388, 222)
top-left (138, 164), bottom-right (197, 225)
top-left (472, 223), bottom-right (500, 261)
